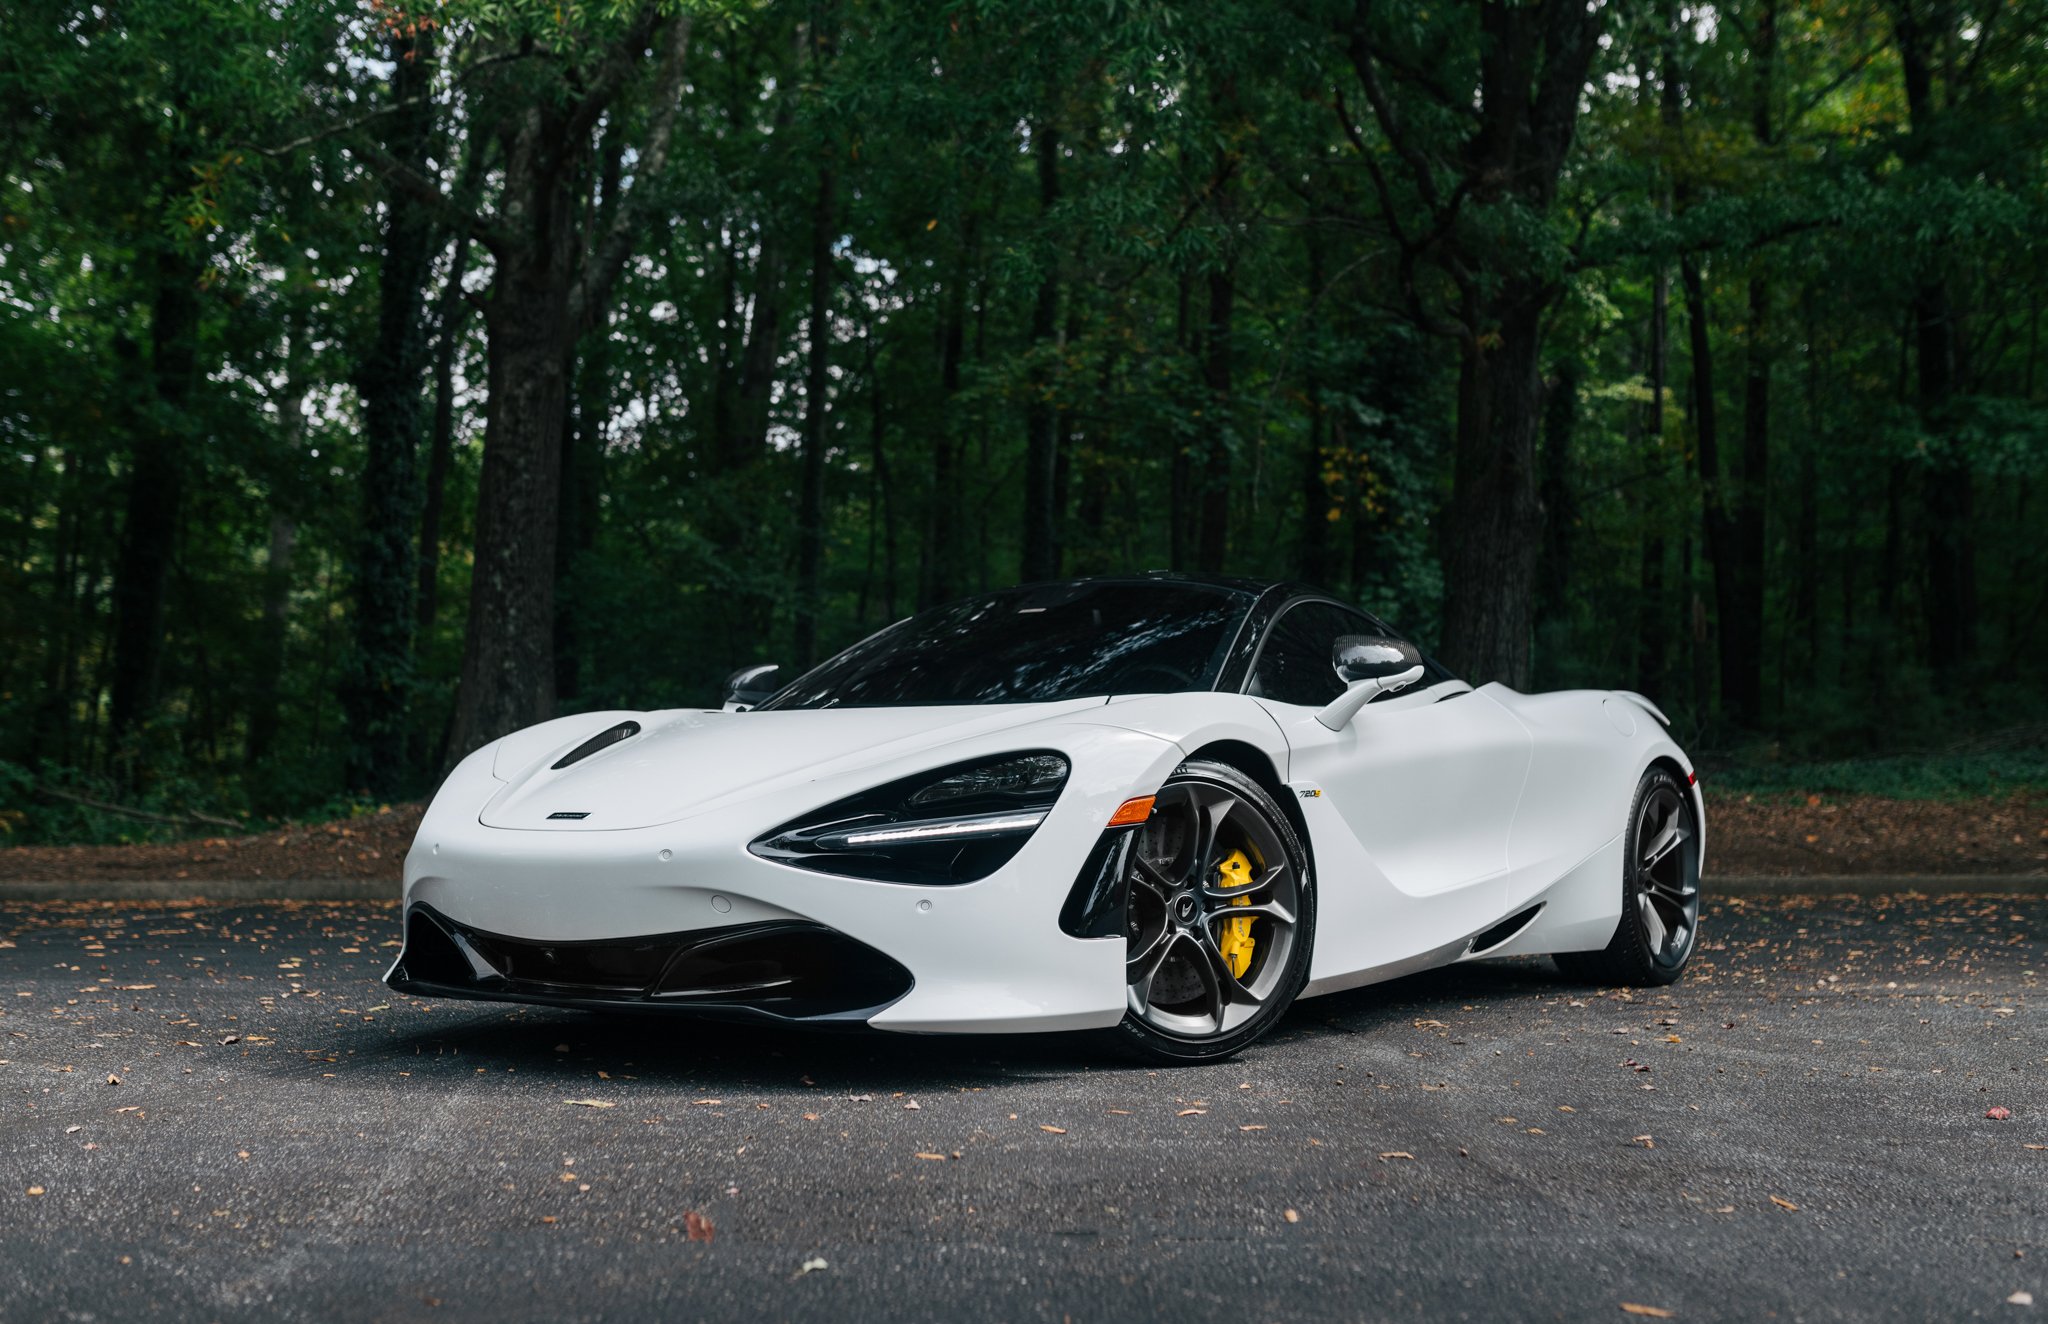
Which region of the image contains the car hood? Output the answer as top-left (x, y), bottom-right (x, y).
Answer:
top-left (477, 698), bottom-right (1110, 831)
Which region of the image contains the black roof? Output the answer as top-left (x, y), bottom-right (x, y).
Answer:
top-left (1003, 570), bottom-right (1332, 602)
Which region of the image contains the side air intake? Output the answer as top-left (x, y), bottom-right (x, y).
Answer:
top-left (1467, 904), bottom-right (1544, 955)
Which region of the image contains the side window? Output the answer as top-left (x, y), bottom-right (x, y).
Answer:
top-left (1248, 603), bottom-right (1371, 707)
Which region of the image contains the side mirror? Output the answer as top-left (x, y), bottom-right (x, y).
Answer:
top-left (723, 663), bottom-right (782, 712)
top-left (1317, 636), bottom-right (1425, 730)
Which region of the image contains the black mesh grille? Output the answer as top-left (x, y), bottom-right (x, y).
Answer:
top-left (388, 905), bottom-right (913, 1023)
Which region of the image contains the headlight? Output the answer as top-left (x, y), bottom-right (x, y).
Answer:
top-left (749, 752), bottom-right (1070, 884)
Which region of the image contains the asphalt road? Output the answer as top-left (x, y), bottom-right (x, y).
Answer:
top-left (1, 893), bottom-right (2040, 1323)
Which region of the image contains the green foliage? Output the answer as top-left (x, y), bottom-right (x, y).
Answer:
top-left (1706, 751), bottom-right (2048, 801)
top-left (5, 0), bottom-right (2048, 844)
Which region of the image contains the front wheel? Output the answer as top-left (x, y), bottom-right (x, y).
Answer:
top-left (1554, 766), bottom-right (1701, 987)
top-left (1111, 760), bottom-right (1315, 1063)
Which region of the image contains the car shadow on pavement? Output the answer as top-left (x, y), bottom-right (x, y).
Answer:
top-left (297, 955), bottom-right (1571, 1093)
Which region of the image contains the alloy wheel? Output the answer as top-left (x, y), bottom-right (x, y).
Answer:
top-left (1632, 780), bottom-right (1699, 970)
top-left (1124, 779), bottom-right (1302, 1040)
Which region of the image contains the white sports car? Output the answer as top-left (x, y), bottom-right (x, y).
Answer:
top-left (388, 574), bottom-right (1705, 1061)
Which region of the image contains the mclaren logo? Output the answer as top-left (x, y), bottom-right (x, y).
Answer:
top-left (547, 811), bottom-right (592, 820)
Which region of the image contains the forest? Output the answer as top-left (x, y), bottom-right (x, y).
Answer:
top-left (2, 0), bottom-right (2045, 840)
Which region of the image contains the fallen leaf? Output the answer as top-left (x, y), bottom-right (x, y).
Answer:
top-left (1770, 1196), bottom-right (1800, 1212)
top-left (540, 1215), bottom-right (557, 1224)
top-left (1986, 1107), bottom-right (2013, 1121)
top-left (1039, 1125), bottom-right (1066, 1134)
top-left (684, 1211), bottom-right (714, 1243)
top-left (1283, 1208), bottom-right (1301, 1223)
top-left (1620, 1305), bottom-right (1676, 1318)
top-left (1378, 1151), bottom-right (1415, 1161)
top-left (564, 1099), bottom-right (616, 1110)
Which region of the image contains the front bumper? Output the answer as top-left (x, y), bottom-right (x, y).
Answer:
top-left (388, 719), bottom-right (1182, 1033)
top-left (388, 904), bottom-right (913, 1026)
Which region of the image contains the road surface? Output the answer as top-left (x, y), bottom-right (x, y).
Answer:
top-left (2, 892), bottom-right (2040, 1321)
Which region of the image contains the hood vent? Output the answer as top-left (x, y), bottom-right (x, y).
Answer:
top-left (551, 721), bottom-right (641, 770)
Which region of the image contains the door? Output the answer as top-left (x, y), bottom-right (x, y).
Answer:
top-left (1246, 600), bottom-right (1534, 973)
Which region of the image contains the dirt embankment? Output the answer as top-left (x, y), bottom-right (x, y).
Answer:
top-left (0, 804), bottom-right (425, 883)
top-left (1695, 791), bottom-right (2045, 877)
top-left (0, 792), bottom-right (2042, 882)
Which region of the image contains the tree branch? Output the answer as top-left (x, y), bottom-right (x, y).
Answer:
top-left (349, 138), bottom-right (514, 259)
top-left (564, 5), bottom-right (663, 148)
top-left (1346, 0), bottom-right (1447, 216)
top-left (34, 785), bottom-right (240, 831)
top-left (571, 14), bottom-right (694, 329)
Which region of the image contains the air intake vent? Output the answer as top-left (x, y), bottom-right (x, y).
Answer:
top-left (551, 720), bottom-right (641, 770)
top-left (1468, 903), bottom-right (1544, 955)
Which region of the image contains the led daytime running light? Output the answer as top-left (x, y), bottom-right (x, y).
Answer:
top-left (828, 810), bottom-right (1050, 849)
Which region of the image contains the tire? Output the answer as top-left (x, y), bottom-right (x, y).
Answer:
top-left (1554, 766), bottom-right (1701, 987)
top-left (1110, 759), bottom-right (1316, 1063)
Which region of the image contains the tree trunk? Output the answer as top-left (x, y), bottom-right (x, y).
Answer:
top-left (1536, 358), bottom-right (1579, 630)
top-left (1682, 256), bottom-right (1747, 726)
top-left (1639, 262), bottom-right (1670, 695)
top-left (450, 267), bottom-right (572, 757)
top-left (732, 243), bottom-right (785, 471)
top-left (343, 31), bottom-right (437, 795)
top-left (443, 12), bottom-right (691, 757)
top-left (1723, 0), bottom-right (1775, 724)
top-left (1169, 270), bottom-right (1193, 571)
top-left (1020, 120), bottom-right (1062, 583)
top-left (1916, 278), bottom-right (1975, 671)
top-left (921, 214), bottom-right (975, 609)
top-left (107, 244), bottom-right (199, 756)
top-left (1438, 292), bottom-right (1544, 687)
top-left (1196, 266), bottom-right (1233, 573)
top-left (1298, 232), bottom-right (1330, 587)
top-left (794, 148), bottom-right (837, 664)
top-left (1725, 267), bottom-right (1769, 725)
top-left (1894, 2), bottom-right (1977, 674)
top-left (1793, 294), bottom-right (1821, 687)
top-left (416, 240), bottom-right (470, 649)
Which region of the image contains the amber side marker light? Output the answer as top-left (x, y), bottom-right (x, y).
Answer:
top-left (1107, 795), bottom-right (1156, 827)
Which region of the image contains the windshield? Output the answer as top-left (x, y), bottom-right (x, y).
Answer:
top-left (761, 581), bottom-right (1252, 709)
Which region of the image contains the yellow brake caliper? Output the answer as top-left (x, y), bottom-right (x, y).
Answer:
top-left (1214, 848), bottom-right (1257, 979)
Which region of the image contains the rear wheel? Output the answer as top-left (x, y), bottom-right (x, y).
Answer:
top-left (1555, 766), bottom-right (1700, 987)
top-left (1112, 760), bottom-right (1315, 1063)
